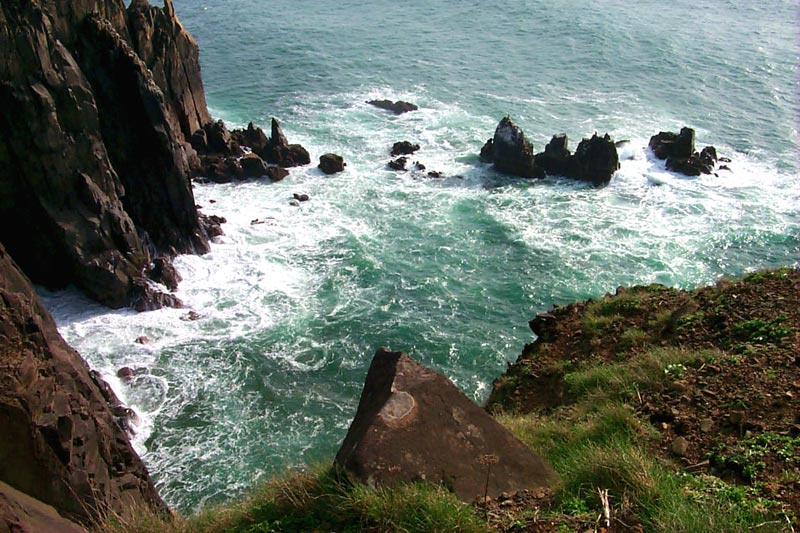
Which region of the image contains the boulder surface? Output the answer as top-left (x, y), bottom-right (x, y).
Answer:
top-left (335, 348), bottom-right (558, 502)
top-left (480, 117), bottom-right (538, 178)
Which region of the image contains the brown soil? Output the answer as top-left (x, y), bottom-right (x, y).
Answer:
top-left (484, 267), bottom-right (800, 530)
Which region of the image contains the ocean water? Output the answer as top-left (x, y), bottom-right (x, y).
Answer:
top-left (42, 0), bottom-right (798, 512)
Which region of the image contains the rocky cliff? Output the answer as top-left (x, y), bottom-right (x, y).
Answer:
top-left (0, 243), bottom-right (167, 525)
top-left (0, 0), bottom-right (212, 309)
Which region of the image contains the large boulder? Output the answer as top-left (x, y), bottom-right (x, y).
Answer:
top-left (367, 99), bottom-right (418, 114)
top-left (565, 133), bottom-right (620, 186)
top-left (0, 482), bottom-right (85, 533)
top-left (335, 349), bottom-right (558, 502)
top-left (240, 153), bottom-right (268, 179)
top-left (0, 244), bottom-right (167, 524)
top-left (480, 117), bottom-right (538, 178)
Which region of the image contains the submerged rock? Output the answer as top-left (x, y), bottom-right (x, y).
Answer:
top-left (480, 117), bottom-right (538, 178)
top-left (388, 157), bottom-right (408, 171)
top-left (335, 348), bottom-right (558, 502)
top-left (367, 99), bottom-right (419, 114)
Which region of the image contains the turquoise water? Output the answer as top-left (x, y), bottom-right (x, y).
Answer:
top-left (44, 0), bottom-right (797, 512)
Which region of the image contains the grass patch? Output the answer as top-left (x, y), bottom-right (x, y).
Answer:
top-left (496, 347), bottom-right (793, 531)
top-left (731, 315), bottom-right (792, 345)
top-left (97, 463), bottom-right (487, 533)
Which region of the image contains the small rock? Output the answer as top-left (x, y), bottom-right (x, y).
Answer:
top-left (289, 200), bottom-right (300, 207)
top-left (319, 153), bottom-right (346, 174)
top-left (117, 367), bottom-right (135, 382)
top-left (367, 99), bottom-right (418, 114)
top-left (134, 335), bottom-right (150, 345)
top-left (250, 219), bottom-right (265, 225)
top-left (180, 310), bottom-right (201, 321)
top-left (671, 436), bottom-right (689, 456)
top-left (729, 411), bottom-right (746, 425)
top-left (293, 193), bottom-right (310, 202)
top-left (391, 141), bottom-right (420, 156)
top-left (427, 171), bottom-right (443, 178)
top-left (266, 166), bottom-right (289, 182)
top-left (388, 157), bottom-right (408, 171)
top-left (699, 418), bottom-right (713, 433)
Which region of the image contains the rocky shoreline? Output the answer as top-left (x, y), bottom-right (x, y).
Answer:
top-left (0, 0), bottom-right (752, 530)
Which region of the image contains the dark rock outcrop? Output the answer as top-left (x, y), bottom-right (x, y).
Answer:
top-left (367, 99), bottom-right (418, 114)
top-left (532, 132), bottom-right (620, 185)
top-left (565, 133), bottom-right (620, 186)
top-left (0, 0), bottom-right (210, 308)
top-left (480, 117), bottom-right (538, 178)
top-left (265, 118), bottom-right (310, 168)
top-left (649, 127), bottom-right (719, 176)
top-left (266, 166), bottom-right (289, 182)
top-left (335, 348), bottom-right (558, 502)
top-left (534, 134), bottom-right (571, 176)
top-left (126, 0), bottom-right (212, 141)
top-left (391, 141), bottom-right (420, 156)
top-left (149, 256), bottom-right (181, 291)
top-left (0, 244), bottom-right (167, 524)
top-left (319, 153), bottom-right (346, 175)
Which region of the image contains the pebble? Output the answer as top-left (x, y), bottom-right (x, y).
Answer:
top-left (699, 418), bottom-right (713, 433)
top-left (671, 436), bottom-right (689, 456)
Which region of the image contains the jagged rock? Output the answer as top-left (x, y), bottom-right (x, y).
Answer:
top-left (649, 127), bottom-right (719, 176)
top-left (149, 256), bottom-right (181, 291)
top-left (231, 122), bottom-right (270, 157)
top-left (388, 157), bottom-right (408, 171)
top-left (201, 155), bottom-right (242, 183)
top-left (127, 0), bottom-right (212, 141)
top-left (391, 141), bottom-right (420, 156)
top-left (319, 153), bottom-right (346, 175)
top-left (264, 118), bottom-right (310, 168)
top-left (480, 117), bottom-right (538, 178)
top-left (565, 133), bottom-right (620, 186)
top-left (534, 134), bottom-right (571, 176)
top-left (529, 313), bottom-right (558, 342)
top-left (335, 348), bottom-right (558, 502)
top-left (367, 99), bottom-right (418, 114)
top-left (240, 153), bottom-right (268, 179)
top-left (130, 277), bottom-right (183, 311)
top-left (266, 166), bottom-right (289, 182)
top-left (649, 127), bottom-right (695, 160)
top-left (204, 120), bottom-right (235, 155)
top-left (198, 213), bottom-right (225, 238)
top-left (0, 245), bottom-right (167, 524)
top-left (0, 482), bottom-right (86, 533)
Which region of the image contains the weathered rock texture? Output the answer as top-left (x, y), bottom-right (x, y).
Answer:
top-left (0, 244), bottom-right (167, 524)
top-left (480, 117), bottom-right (538, 178)
top-left (0, 0), bottom-right (210, 308)
top-left (0, 481), bottom-right (85, 533)
top-left (319, 153), bottom-right (346, 175)
top-left (335, 348), bottom-right (557, 502)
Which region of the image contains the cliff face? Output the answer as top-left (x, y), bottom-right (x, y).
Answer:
top-left (0, 0), bottom-right (211, 308)
top-left (0, 243), bottom-right (167, 524)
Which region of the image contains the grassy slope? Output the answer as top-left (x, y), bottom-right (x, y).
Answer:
top-left (99, 268), bottom-right (799, 532)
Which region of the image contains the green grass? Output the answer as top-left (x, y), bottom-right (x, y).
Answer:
top-left (97, 463), bottom-right (487, 533)
top-left (496, 347), bottom-right (794, 532)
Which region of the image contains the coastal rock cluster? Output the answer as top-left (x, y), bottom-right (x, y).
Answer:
top-left (480, 117), bottom-right (621, 185)
top-left (649, 127), bottom-right (723, 176)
